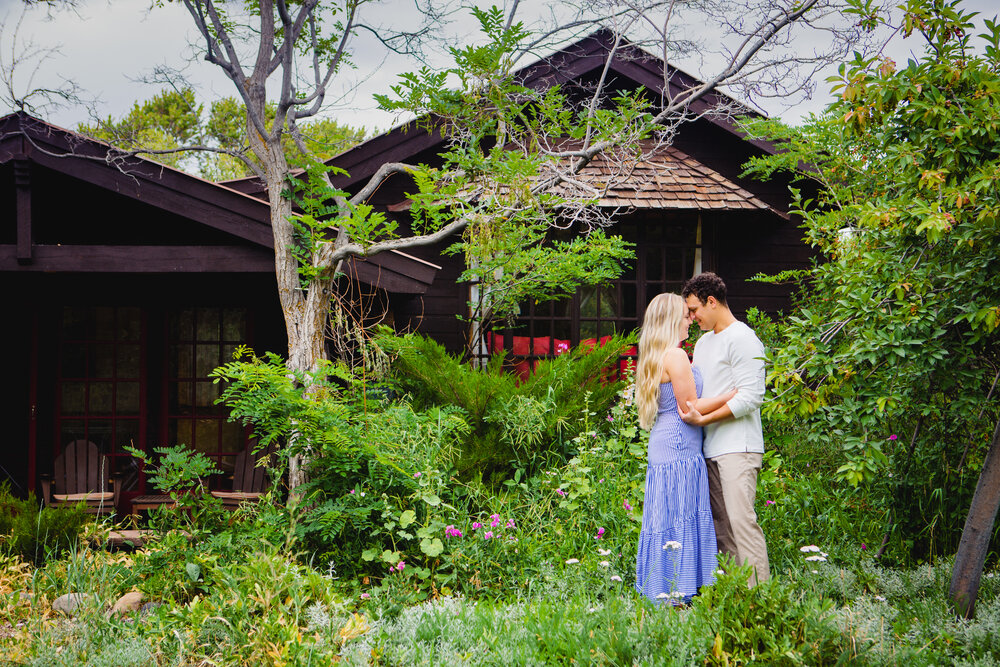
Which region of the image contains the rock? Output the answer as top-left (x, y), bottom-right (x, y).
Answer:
top-left (52, 593), bottom-right (95, 616)
top-left (111, 591), bottom-right (145, 615)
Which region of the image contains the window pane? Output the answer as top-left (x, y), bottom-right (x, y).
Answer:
top-left (221, 422), bottom-right (244, 454)
top-left (196, 344), bottom-right (220, 377)
top-left (623, 283), bottom-right (637, 319)
top-left (222, 308), bottom-right (246, 341)
top-left (90, 344), bottom-right (115, 378)
top-left (94, 307), bottom-right (115, 341)
top-left (195, 381), bottom-right (220, 410)
top-left (117, 382), bottom-right (140, 415)
top-left (117, 344), bottom-right (141, 378)
top-left (89, 382), bottom-right (113, 415)
top-left (88, 420), bottom-right (113, 453)
top-left (169, 382), bottom-right (194, 415)
top-left (62, 307), bottom-right (88, 340)
top-left (60, 382), bottom-right (86, 416)
top-left (645, 248), bottom-right (663, 282)
top-left (170, 309), bottom-right (194, 342)
top-left (59, 420), bottom-right (86, 448)
top-left (118, 307), bottom-right (141, 341)
top-left (116, 419), bottom-right (141, 454)
top-left (196, 308), bottom-right (220, 341)
top-left (169, 419), bottom-right (194, 447)
top-left (195, 420), bottom-right (220, 455)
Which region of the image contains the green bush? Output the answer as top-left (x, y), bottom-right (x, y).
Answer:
top-left (0, 488), bottom-right (88, 565)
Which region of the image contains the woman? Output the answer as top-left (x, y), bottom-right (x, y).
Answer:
top-left (634, 293), bottom-right (735, 604)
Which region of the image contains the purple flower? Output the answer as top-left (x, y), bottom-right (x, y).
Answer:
top-left (484, 531), bottom-right (494, 540)
top-left (598, 478), bottom-right (604, 483)
top-left (623, 500), bottom-right (632, 511)
top-left (765, 500), bottom-right (775, 506)
top-left (413, 472), bottom-right (422, 478)
top-left (445, 525), bottom-right (463, 538)
top-left (888, 434), bottom-right (898, 441)
top-left (349, 489), bottom-right (355, 494)
top-left (596, 527), bottom-right (605, 539)
top-left (472, 522), bottom-right (482, 530)
top-left (506, 519), bottom-right (516, 529)
top-left (396, 561), bottom-right (405, 572)
top-left (360, 593), bottom-right (370, 600)
top-left (861, 543), bottom-right (867, 550)
top-left (556, 489), bottom-right (566, 497)
top-left (490, 513), bottom-right (501, 528)
top-left (606, 414), bottom-right (614, 422)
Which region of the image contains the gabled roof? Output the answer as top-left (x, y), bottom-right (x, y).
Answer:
top-left (223, 28), bottom-right (780, 203)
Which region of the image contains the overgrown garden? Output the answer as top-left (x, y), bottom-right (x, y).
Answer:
top-left (4, 0), bottom-right (1000, 663)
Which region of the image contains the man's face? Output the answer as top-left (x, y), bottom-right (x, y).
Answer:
top-left (685, 294), bottom-right (714, 331)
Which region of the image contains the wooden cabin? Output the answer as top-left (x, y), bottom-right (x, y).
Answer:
top-left (2, 30), bottom-right (811, 508)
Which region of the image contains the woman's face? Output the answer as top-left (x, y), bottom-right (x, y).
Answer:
top-left (679, 309), bottom-right (692, 342)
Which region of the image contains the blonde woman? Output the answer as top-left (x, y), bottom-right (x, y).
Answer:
top-left (634, 293), bottom-right (736, 604)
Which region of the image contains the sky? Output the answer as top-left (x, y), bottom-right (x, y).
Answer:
top-left (1, 0), bottom-right (996, 136)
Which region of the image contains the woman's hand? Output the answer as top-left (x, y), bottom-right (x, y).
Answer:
top-left (678, 400), bottom-right (705, 427)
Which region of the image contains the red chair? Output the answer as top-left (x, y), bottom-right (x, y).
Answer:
top-left (40, 440), bottom-right (121, 516)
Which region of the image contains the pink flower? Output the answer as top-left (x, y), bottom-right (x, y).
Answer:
top-left (765, 500), bottom-right (775, 506)
top-left (556, 489), bottom-right (566, 497)
top-left (490, 513), bottom-right (501, 528)
top-left (506, 519), bottom-right (516, 529)
top-left (596, 527), bottom-right (605, 539)
top-left (414, 472), bottom-right (422, 478)
top-left (445, 525), bottom-right (463, 538)
top-left (396, 561), bottom-right (405, 572)
top-left (360, 593), bottom-right (370, 599)
top-left (349, 489), bottom-right (355, 494)
top-left (623, 500), bottom-right (632, 511)
top-left (483, 531), bottom-right (494, 540)
top-left (861, 543), bottom-right (867, 550)
top-left (472, 522), bottom-right (482, 530)
top-left (606, 414), bottom-right (614, 422)
top-left (888, 434), bottom-right (898, 441)
top-left (598, 478), bottom-right (604, 483)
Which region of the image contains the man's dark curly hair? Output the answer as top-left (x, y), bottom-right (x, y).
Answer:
top-left (682, 272), bottom-right (728, 305)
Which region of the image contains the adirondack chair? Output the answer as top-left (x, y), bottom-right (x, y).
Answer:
top-left (210, 442), bottom-right (276, 510)
top-left (40, 440), bottom-right (121, 516)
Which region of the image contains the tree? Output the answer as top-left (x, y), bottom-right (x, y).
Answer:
top-left (148, 0), bottom-right (874, 491)
top-left (78, 87), bottom-right (367, 179)
top-left (743, 0), bottom-right (1000, 617)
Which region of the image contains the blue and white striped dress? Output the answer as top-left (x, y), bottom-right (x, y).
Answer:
top-left (635, 366), bottom-right (718, 603)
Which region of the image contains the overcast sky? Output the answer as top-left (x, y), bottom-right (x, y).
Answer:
top-left (1, 0), bottom-right (996, 135)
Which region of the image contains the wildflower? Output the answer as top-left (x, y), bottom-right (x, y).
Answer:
top-left (599, 560), bottom-right (610, 567)
top-left (396, 561), bottom-right (405, 571)
top-left (662, 541), bottom-right (682, 550)
top-left (805, 555), bottom-right (827, 562)
top-left (557, 489), bottom-right (566, 497)
top-left (655, 592), bottom-right (670, 599)
top-left (596, 527), bottom-right (605, 539)
top-left (413, 472), bottom-right (422, 478)
top-left (565, 558), bottom-right (580, 565)
top-left (506, 519), bottom-right (516, 529)
top-left (472, 522), bottom-right (482, 530)
top-left (598, 548), bottom-right (612, 556)
top-left (598, 478), bottom-right (605, 483)
top-left (715, 569), bottom-right (725, 576)
top-left (610, 575), bottom-right (623, 582)
top-left (490, 513), bottom-right (501, 528)
top-left (445, 525), bottom-right (463, 538)
top-left (349, 489), bottom-right (355, 494)
top-left (607, 414), bottom-right (614, 422)
top-left (811, 570), bottom-right (818, 574)
top-left (860, 543), bottom-right (867, 550)
top-left (765, 500), bottom-right (775, 506)
top-left (799, 545), bottom-right (821, 553)
top-left (360, 593), bottom-right (370, 600)
top-left (360, 492), bottom-right (366, 497)
top-left (888, 434), bottom-right (898, 441)
top-left (483, 531), bottom-right (494, 540)
top-left (623, 500), bottom-right (632, 511)
top-left (874, 595), bottom-right (887, 602)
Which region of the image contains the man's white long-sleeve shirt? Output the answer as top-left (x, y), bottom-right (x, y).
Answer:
top-left (692, 321), bottom-right (766, 459)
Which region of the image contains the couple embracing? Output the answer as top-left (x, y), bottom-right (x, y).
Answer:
top-left (634, 272), bottom-right (769, 604)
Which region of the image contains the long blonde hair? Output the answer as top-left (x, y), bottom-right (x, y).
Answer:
top-left (636, 293), bottom-right (687, 430)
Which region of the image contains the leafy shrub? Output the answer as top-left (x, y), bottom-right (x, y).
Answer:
top-left (0, 488), bottom-right (88, 565)
top-left (377, 331), bottom-right (633, 478)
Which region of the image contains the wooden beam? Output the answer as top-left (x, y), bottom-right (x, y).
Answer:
top-left (13, 159), bottom-right (31, 264)
top-left (0, 245), bottom-right (276, 273)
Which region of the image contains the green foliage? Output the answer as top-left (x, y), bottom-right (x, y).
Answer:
top-left (740, 0), bottom-right (1000, 556)
top-left (379, 331), bottom-right (633, 476)
top-left (0, 487), bottom-right (88, 565)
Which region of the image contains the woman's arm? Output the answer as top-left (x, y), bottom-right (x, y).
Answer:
top-left (695, 387), bottom-right (737, 414)
top-left (663, 348), bottom-right (698, 408)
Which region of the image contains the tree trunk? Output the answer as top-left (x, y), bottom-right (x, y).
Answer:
top-left (949, 415), bottom-right (1000, 618)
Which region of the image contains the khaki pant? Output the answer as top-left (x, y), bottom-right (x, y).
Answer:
top-left (706, 452), bottom-right (770, 585)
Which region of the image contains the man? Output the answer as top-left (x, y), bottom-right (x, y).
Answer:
top-left (679, 272), bottom-right (770, 584)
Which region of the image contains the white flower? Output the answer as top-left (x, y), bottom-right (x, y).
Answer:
top-left (669, 591), bottom-right (685, 599)
top-left (655, 592), bottom-right (671, 599)
top-left (874, 595), bottom-right (887, 602)
top-left (662, 541), bottom-right (682, 550)
top-left (805, 555), bottom-right (827, 562)
top-left (799, 545), bottom-right (821, 553)
top-left (599, 560), bottom-right (610, 567)
top-left (360, 492), bottom-right (366, 497)
top-left (597, 548), bottom-right (612, 556)
top-left (588, 607), bottom-right (599, 613)
top-left (811, 570), bottom-right (818, 574)
top-left (714, 569), bottom-right (725, 576)
top-left (610, 575), bottom-right (623, 582)
top-left (565, 558), bottom-right (580, 565)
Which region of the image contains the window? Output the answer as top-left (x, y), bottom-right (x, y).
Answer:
top-left (166, 307), bottom-right (249, 476)
top-left (55, 306), bottom-right (144, 491)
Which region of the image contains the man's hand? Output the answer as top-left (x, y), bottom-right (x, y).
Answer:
top-left (678, 400), bottom-right (704, 426)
